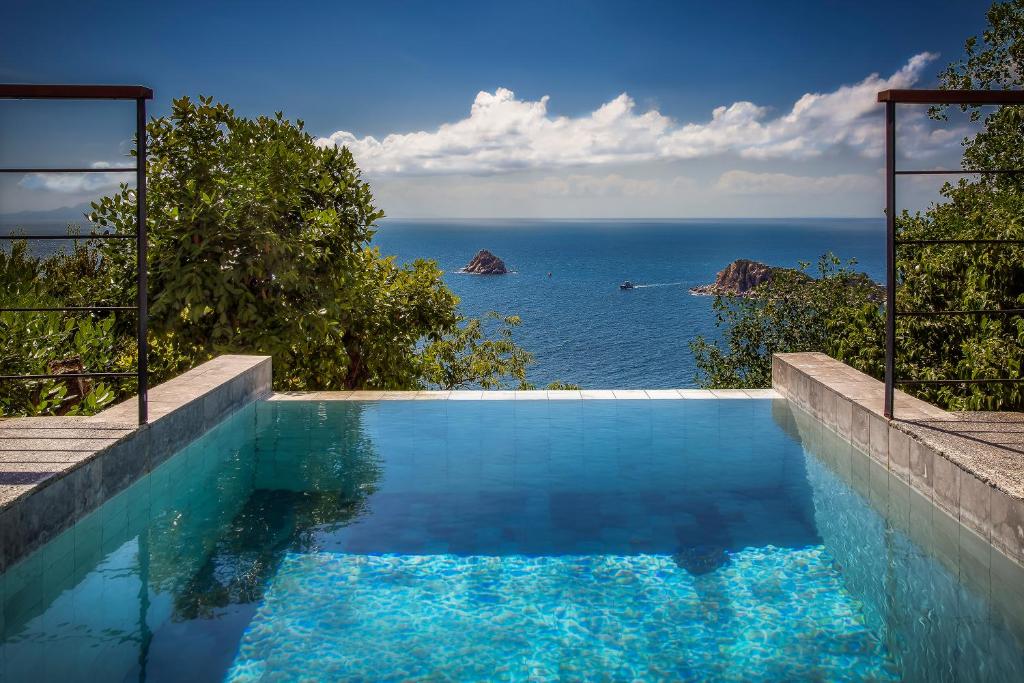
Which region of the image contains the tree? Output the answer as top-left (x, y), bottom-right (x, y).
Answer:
top-left (692, 0), bottom-right (1024, 411)
top-left (2, 96), bottom-right (538, 415)
top-left (88, 95), bottom-right (536, 392)
top-left (835, 0), bottom-right (1024, 410)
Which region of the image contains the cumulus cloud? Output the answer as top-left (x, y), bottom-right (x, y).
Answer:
top-left (318, 53), bottom-right (956, 175)
top-left (18, 161), bottom-right (134, 193)
top-left (715, 170), bottom-right (877, 195)
top-left (319, 89), bottom-right (673, 175)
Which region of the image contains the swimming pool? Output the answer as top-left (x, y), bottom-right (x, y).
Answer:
top-left (2, 399), bottom-right (1022, 681)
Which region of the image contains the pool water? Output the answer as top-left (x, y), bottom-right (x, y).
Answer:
top-left (2, 399), bottom-right (1023, 681)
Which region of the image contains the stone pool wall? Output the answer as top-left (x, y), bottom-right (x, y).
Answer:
top-left (780, 399), bottom-right (1024, 677)
top-left (0, 355), bottom-right (271, 572)
top-left (772, 352), bottom-right (1024, 568)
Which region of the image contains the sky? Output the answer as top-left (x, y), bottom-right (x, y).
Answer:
top-left (0, 0), bottom-right (994, 219)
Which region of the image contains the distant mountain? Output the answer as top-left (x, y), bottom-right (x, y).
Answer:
top-left (0, 203), bottom-right (93, 223)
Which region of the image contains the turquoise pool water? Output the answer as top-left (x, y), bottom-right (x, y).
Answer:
top-left (2, 399), bottom-right (1023, 681)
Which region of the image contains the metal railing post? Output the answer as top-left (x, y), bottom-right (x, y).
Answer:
top-left (136, 97), bottom-right (149, 424)
top-left (884, 100), bottom-right (896, 419)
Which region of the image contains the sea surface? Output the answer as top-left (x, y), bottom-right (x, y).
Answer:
top-left (2, 217), bottom-right (886, 388)
top-left (373, 219), bottom-right (885, 388)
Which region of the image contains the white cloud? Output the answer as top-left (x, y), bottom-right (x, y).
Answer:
top-left (715, 170), bottom-right (877, 195)
top-left (318, 89), bottom-right (673, 175)
top-left (18, 161), bottom-right (134, 193)
top-left (319, 53), bottom-right (955, 175)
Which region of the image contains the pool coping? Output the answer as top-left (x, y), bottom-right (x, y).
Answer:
top-left (773, 352), bottom-right (1024, 566)
top-left (268, 388), bottom-right (782, 400)
top-left (0, 355), bottom-right (271, 572)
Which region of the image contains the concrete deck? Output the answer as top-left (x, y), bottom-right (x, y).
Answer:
top-left (898, 412), bottom-right (1024, 496)
top-left (773, 352), bottom-right (1024, 565)
top-left (0, 418), bottom-right (135, 511)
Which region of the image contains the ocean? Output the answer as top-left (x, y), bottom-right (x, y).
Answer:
top-left (3, 217), bottom-right (885, 388)
top-left (373, 219), bottom-right (885, 389)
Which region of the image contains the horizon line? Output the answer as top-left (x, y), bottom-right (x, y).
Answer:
top-left (377, 216), bottom-right (883, 222)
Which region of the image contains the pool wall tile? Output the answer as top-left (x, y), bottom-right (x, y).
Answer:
top-left (808, 380), bottom-right (823, 420)
top-left (888, 429), bottom-right (911, 483)
top-left (908, 439), bottom-right (934, 496)
top-left (887, 473), bottom-right (911, 530)
top-left (66, 459), bottom-right (104, 519)
top-left (795, 372), bottom-right (811, 409)
top-left (992, 546), bottom-right (1024, 633)
top-left (773, 352), bottom-right (1024, 574)
top-left (959, 474), bottom-right (992, 542)
top-left (932, 456), bottom-right (961, 517)
top-left (820, 385), bottom-right (837, 428)
top-left (867, 457), bottom-right (889, 508)
top-left (991, 488), bottom-right (1024, 563)
top-left (959, 524), bottom-right (993, 590)
top-left (834, 393), bottom-right (854, 440)
top-left (932, 507), bottom-right (964, 576)
top-left (868, 413), bottom-right (889, 466)
top-left (851, 403), bottom-right (871, 454)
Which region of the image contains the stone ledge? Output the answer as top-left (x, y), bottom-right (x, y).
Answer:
top-left (773, 352), bottom-right (1024, 564)
top-left (0, 354), bottom-right (271, 572)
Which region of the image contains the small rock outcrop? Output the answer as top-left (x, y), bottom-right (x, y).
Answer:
top-left (460, 249), bottom-right (508, 275)
top-left (690, 259), bottom-right (800, 297)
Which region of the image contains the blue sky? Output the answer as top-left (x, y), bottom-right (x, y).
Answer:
top-left (0, 0), bottom-right (992, 218)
